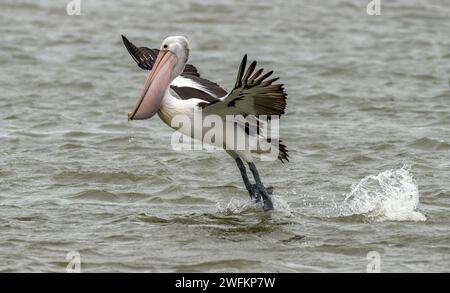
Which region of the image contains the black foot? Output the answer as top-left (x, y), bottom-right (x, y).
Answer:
top-left (256, 185), bottom-right (274, 211)
top-left (250, 184), bottom-right (274, 210)
top-left (262, 195), bottom-right (274, 211)
top-left (249, 184), bottom-right (261, 203)
top-left (246, 162), bottom-right (274, 211)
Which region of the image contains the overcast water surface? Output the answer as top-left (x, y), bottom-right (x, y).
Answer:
top-left (0, 0), bottom-right (449, 272)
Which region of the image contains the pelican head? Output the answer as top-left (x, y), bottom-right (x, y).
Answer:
top-left (128, 36), bottom-right (190, 120)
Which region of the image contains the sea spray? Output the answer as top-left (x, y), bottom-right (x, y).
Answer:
top-left (341, 165), bottom-right (426, 222)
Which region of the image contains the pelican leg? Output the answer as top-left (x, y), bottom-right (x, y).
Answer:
top-left (252, 185), bottom-right (273, 195)
top-left (248, 162), bottom-right (274, 211)
top-left (235, 158), bottom-right (261, 202)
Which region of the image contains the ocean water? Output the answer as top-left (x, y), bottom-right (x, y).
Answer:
top-left (0, 0), bottom-right (449, 272)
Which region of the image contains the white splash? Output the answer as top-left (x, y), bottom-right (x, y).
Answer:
top-left (341, 165), bottom-right (426, 222)
top-left (216, 197), bottom-right (252, 214)
top-left (216, 193), bottom-right (293, 217)
top-left (216, 165), bottom-right (425, 222)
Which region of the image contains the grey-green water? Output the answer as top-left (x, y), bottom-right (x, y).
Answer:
top-left (1, 0), bottom-right (449, 272)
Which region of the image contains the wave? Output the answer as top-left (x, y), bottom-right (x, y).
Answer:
top-left (409, 137), bottom-right (450, 151)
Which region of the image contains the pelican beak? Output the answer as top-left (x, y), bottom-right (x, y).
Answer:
top-left (128, 50), bottom-right (177, 120)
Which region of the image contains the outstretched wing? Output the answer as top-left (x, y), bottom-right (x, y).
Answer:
top-left (201, 55), bottom-right (288, 162)
top-left (122, 35), bottom-right (160, 71)
top-left (122, 35), bottom-right (201, 76)
top-left (122, 35), bottom-right (226, 102)
top-left (200, 54), bottom-right (287, 117)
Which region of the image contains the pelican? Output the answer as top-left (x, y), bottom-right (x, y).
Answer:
top-left (122, 35), bottom-right (288, 211)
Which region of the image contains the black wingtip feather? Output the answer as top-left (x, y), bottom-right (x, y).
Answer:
top-left (121, 35), bottom-right (143, 68)
top-left (121, 35), bottom-right (134, 51)
top-left (235, 54), bottom-right (248, 88)
top-left (249, 68), bottom-right (264, 83)
top-left (243, 61), bottom-right (257, 85)
top-left (278, 142), bottom-right (289, 163)
top-left (254, 70), bottom-right (273, 85)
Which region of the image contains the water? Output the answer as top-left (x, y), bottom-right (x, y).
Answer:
top-left (1, 0), bottom-right (449, 272)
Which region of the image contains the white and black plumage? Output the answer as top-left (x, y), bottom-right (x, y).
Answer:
top-left (122, 35), bottom-right (288, 211)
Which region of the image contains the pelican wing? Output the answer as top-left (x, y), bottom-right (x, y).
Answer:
top-left (200, 55), bottom-right (288, 163)
top-left (122, 35), bottom-right (226, 102)
top-left (122, 35), bottom-right (160, 70)
top-left (170, 75), bottom-right (226, 103)
top-left (200, 54), bottom-right (287, 117)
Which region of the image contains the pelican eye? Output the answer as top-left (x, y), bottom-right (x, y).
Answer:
top-left (163, 44), bottom-right (168, 49)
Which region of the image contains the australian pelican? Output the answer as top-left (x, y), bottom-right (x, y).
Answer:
top-left (122, 35), bottom-right (288, 211)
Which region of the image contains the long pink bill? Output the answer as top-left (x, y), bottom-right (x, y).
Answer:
top-left (128, 50), bottom-right (177, 120)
